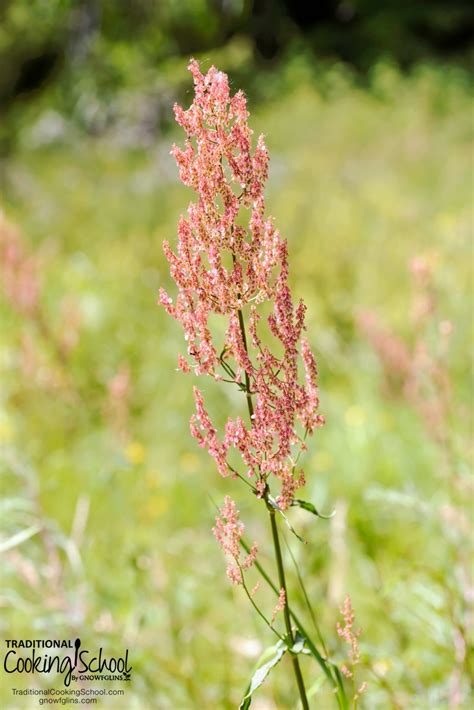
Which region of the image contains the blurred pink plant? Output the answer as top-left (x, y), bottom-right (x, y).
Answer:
top-left (0, 211), bottom-right (81, 390)
top-left (105, 364), bottom-right (132, 441)
top-left (357, 255), bottom-right (452, 442)
top-left (337, 594), bottom-right (361, 675)
top-left (0, 210), bottom-right (41, 315)
top-left (357, 256), bottom-right (471, 706)
top-left (337, 594), bottom-right (367, 704)
top-left (58, 298), bottom-right (82, 355)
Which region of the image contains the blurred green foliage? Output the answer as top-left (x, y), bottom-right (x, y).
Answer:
top-left (1, 0), bottom-right (473, 152)
top-left (1, 57), bottom-right (473, 708)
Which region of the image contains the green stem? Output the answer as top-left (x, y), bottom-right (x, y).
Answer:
top-left (239, 568), bottom-right (285, 642)
top-left (235, 299), bottom-right (310, 709)
top-left (240, 537), bottom-right (345, 705)
top-left (282, 530), bottom-right (329, 657)
top-left (228, 465), bottom-right (257, 492)
top-left (237, 307), bottom-right (254, 420)
top-left (269, 507), bottom-right (310, 710)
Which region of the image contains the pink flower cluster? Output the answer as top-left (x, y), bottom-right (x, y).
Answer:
top-left (0, 211), bottom-right (40, 315)
top-left (160, 59), bottom-right (324, 576)
top-left (336, 595), bottom-right (368, 699)
top-left (271, 587), bottom-right (286, 623)
top-left (212, 496), bottom-right (258, 584)
top-left (336, 595), bottom-right (362, 678)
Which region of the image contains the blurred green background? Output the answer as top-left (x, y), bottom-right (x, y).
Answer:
top-left (1, 1), bottom-right (473, 708)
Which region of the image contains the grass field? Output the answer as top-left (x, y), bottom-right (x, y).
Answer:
top-left (1, 61), bottom-right (472, 708)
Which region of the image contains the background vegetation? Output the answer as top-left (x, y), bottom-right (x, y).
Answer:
top-left (1, 2), bottom-right (473, 708)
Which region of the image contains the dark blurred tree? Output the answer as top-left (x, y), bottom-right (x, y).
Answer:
top-left (0, 0), bottom-right (472, 146)
top-left (0, 0), bottom-right (72, 109)
top-left (280, 0), bottom-right (474, 69)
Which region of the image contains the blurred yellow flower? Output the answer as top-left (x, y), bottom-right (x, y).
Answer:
top-left (124, 441), bottom-right (145, 465)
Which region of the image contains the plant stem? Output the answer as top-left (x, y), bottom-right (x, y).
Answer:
top-left (239, 568), bottom-right (285, 642)
top-left (283, 530), bottom-right (329, 657)
top-left (240, 536), bottom-right (344, 704)
top-left (237, 307), bottom-right (254, 419)
top-left (269, 507), bottom-right (310, 710)
top-left (234, 308), bottom-right (309, 710)
top-left (235, 300), bottom-right (310, 709)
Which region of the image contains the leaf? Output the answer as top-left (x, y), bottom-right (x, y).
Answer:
top-left (291, 632), bottom-right (308, 655)
top-left (0, 524), bottom-right (41, 553)
top-left (267, 496), bottom-right (306, 544)
top-left (290, 499), bottom-right (335, 519)
top-left (239, 640), bottom-right (287, 709)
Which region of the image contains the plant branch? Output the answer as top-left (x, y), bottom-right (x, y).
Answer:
top-left (282, 529), bottom-right (329, 657)
top-left (268, 506), bottom-right (310, 710)
top-left (235, 297), bottom-right (309, 710)
top-left (238, 564), bottom-right (285, 642)
top-left (240, 537), bottom-right (345, 706)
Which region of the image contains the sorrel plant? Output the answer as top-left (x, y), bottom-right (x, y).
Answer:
top-left (160, 59), bottom-right (359, 708)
